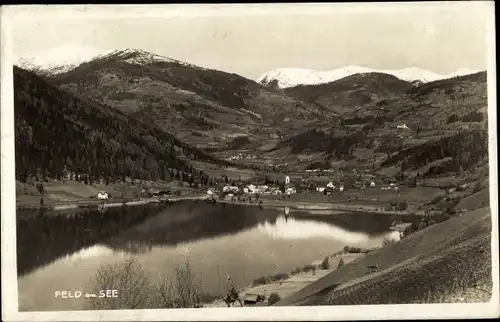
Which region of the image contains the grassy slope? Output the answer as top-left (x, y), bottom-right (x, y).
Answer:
top-left (276, 207), bottom-right (492, 305)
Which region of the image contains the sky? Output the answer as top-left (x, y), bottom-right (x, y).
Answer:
top-left (8, 2), bottom-right (493, 81)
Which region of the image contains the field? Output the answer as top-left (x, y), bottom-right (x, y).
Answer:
top-left (15, 179), bottom-right (201, 208)
top-left (284, 186), bottom-right (443, 206)
top-left (276, 206), bottom-right (492, 305)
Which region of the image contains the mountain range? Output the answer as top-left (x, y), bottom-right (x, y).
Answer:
top-left (258, 66), bottom-right (482, 89)
top-left (13, 46), bottom-right (489, 184)
top-left (33, 48), bottom-right (324, 149)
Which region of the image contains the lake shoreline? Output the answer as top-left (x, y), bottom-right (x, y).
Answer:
top-left (16, 194), bottom-right (421, 216)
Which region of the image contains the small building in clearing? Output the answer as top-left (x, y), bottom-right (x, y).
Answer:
top-left (97, 191), bottom-right (109, 200)
top-left (247, 184), bottom-right (257, 193)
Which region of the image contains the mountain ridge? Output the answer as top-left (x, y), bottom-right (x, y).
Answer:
top-left (259, 66), bottom-right (483, 89)
top-left (45, 48), bottom-right (326, 149)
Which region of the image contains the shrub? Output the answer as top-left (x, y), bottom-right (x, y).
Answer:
top-left (154, 260), bottom-right (204, 308)
top-left (302, 264), bottom-right (317, 273)
top-left (429, 194), bottom-right (445, 205)
top-left (87, 258), bottom-right (206, 309)
top-left (320, 257), bottom-right (331, 269)
top-left (87, 257), bottom-right (154, 310)
top-left (337, 258), bottom-right (345, 269)
top-left (271, 273), bottom-right (289, 282)
top-left (267, 293), bottom-right (281, 306)
top-left (252, 276), bottom-right (269, 286)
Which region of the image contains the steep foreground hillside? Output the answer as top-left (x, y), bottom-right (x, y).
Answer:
top-left (48, 49), bottom-right (323, 148)
top-left (14, 66), bottom-right (218, 182)
top-left (276, 207), bottom-right (492, 305)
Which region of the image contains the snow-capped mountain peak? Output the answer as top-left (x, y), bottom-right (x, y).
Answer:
top-left (90, 48), bottom-right (201, 69)
top-left (14, 45), bottom-right (114, 75)
top-left (14, 46), bottom-right (202, 76)
top-left (258, 66), bottom-right (482, 88)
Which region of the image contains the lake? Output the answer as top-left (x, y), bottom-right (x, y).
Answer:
top-left (16, 201), bottom-right (417, 311)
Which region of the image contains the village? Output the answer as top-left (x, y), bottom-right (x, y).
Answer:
top-left (203, 173), bottom-right (405, 206)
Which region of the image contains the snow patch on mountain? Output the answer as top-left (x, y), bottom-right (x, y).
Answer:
top-left (15, 46), bottom-right (203, 76)
top-left (258, 66), bottom-right (482, 88)
top-left (91, 48), bottom-right (196, 67)
top-left (14, 45), bottom-right (114, 75)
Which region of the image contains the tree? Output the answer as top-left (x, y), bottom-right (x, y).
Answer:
top-left (320, 257), bottom-right (330, 269)
top-left (267, 293), bottom-right (281, 306)
top-left (36, 183), bottom-right (44, 195)
top-left (337, 258), bottom-right (345, 269)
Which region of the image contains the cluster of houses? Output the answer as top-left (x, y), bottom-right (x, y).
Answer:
top-left (208, 183), bottom-right (297, 197)
top-left (204, 173), bottom-right (408, 199)
top-left (207, 176), bottom-right (298, 198)
top-left (380, 181), bottom-right (399, 191)
top-left (226, 153), bottom-right (258, 161)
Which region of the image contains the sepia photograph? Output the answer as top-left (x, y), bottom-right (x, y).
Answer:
top-left (1, 2), bottom-right (498, 321)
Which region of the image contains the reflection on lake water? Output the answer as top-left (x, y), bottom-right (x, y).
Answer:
top-left (17, 202), bottom-right (414, 311)
top-left (258, 216), bottom-right (380, 244)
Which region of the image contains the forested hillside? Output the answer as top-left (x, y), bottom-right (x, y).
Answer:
top-left (14, 66), bottom-right (217, 183)
top-left (382, 129), bottom-right (489, 175)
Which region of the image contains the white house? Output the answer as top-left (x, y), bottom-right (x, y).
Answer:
top-left (384, 230), bottom-right (402, 244)
top-left (256, 185), bottom-right (269, 193)
top-left (326, 182), bottom-right (335, 189)
top-left (397, 124), bottom-right (409, 130)
top-left (247, 184), bottom-right (257, 193)
top-left (97, 191), bottom-right (109, 200)
top-left (285, 187), bottom-right (296, 195)
top-left (339, 186), bottom-right (345, 192)
top-left (316, 187), bottom-right (326, 193)
top-left (207, 189), bottom-right (214, 195)
top-left (370, 181), bottom-right (376, 187)
top-left (222, 185), bottom-right (230, 193)
top-left (243, 187), bottom-right (249, 193)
